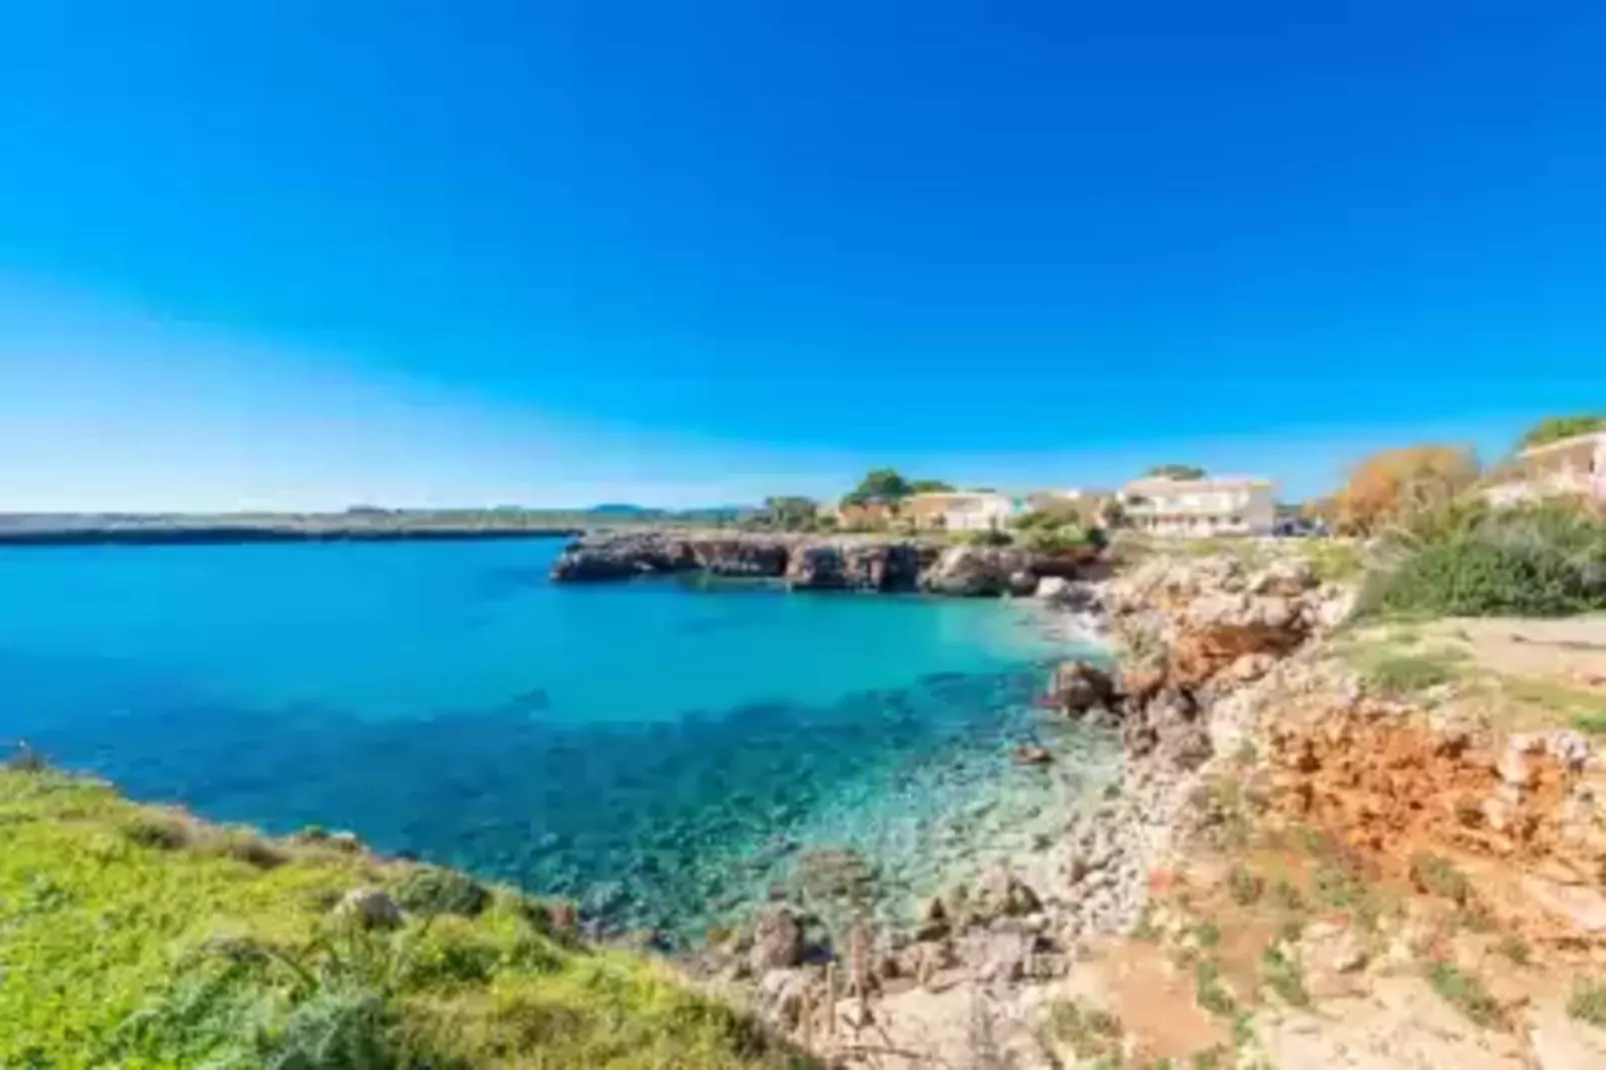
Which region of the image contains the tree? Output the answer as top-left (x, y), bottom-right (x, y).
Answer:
top-left (1519, 415), bottom-right (1606, 450)
top-left (1145, 464), bottom-right (1206, 480)
top-left (760, 496), bottom-right (819, 531)
top-left (843, 468), bottom-right (914, 505)
top-left (908, 479), bottom-right (955, 493)
top-left (1336, 445), bottom-right (1480, 535)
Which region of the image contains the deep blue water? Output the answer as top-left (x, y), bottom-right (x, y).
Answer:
top-left (0, 538), bottom-right (1104, 939)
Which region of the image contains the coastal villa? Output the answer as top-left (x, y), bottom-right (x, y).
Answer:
top-left (1119, 475), bottom-right (1276, 537)
top-left (901, 491), bottom-right (1027, 532)
top-left (1483, 430), bottom-right (1606, 507)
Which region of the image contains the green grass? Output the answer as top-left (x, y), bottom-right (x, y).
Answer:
top-left (1353, 648), bottom-right (1467, 696)
top-left (1304, 540), bottom-right (1366, 584)
top-left (0, 767), bottom-right (809, 1070)
top-left (1503, 675), bottom-right (1606, 734)
top-left (1568, 978), bottom-right (1606, 1027)
top-left (1426, 961), bottom-right (1502, 1028)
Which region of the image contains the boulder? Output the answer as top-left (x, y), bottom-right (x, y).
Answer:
top-left (749, 907), bottom-right (805, 972)
top-left (971, 867), bottom-right (1042, 922)
top-left (1049, 659), bottom-right (1119, 716)
top-left (334, 887), bottom-right (403, 930)
top-left (916, 897), bottom-right (951, 941)
top-left (1035, 575), bottom-right (1072, 601)
top-left (920, 545), bottom-right (1033, 597)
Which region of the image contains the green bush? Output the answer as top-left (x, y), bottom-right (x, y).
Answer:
top-left (394, 866), bottom-right (492, 918)
top-left (1427, 961), bottom-right (1501, 1027)
top-left (957, 528), bottom-right (1013, 547)
top-left (1568, 977), bottom-right (1606, 1027)
top-left (1363, 502), bottom-right (1606, 618)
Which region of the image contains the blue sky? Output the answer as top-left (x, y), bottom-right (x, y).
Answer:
top-left (1, 1), bottom-right (1601, 510)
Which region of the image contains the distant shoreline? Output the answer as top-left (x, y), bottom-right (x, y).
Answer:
top-left (0, 525), bottom-right (585, 547)
top-left (0, 512), bottom-right (609, 547)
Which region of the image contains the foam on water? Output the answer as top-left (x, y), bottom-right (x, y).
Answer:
top-left (0, 539), bottom-right (1111, 940)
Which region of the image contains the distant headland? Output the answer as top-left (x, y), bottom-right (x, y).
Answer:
top-left (0, 506), bottom-right (724, 547)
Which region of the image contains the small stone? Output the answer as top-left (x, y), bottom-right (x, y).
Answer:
top-left (916, 897), bottom-right (950, 941)
top-left (1013, 744), bottom-right (1053, 766)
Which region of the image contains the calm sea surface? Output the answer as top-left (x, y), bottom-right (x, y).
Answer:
top-left (0, 538), bottom-right (1108, 938)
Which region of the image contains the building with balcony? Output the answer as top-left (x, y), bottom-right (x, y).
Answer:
top-left (901, 491), bottom-right (1028, 532)
top-left (1483, 430), bottom-right (1606, 507)
top-left (1119, 475), bottom-right (1276, 537)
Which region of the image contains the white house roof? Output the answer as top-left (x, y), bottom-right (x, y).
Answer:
top-left (1517, 429), bottom-right (1606, 458)
top-left (1121, 475), bottom-right (1274, 494)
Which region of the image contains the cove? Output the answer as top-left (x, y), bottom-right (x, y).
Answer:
top-left (0, 538), bottom-right (1112, 941)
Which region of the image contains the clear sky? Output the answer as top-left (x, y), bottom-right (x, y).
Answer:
top-left (1, 1), bottom-right (1601, 510)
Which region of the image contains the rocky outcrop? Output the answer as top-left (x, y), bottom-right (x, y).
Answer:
top-left (690, 537), bottom-right (790, 577)
top-left (554, 528), bottom-right (1102, 595)
top-left (549, 531), bottom-right (702, 580)
top-left (920, 545), bottom-right (1035, 596)
top-left (784, 541), bottom-right (927, 591)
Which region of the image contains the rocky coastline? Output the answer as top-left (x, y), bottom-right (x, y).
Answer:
top-left (550, 528), bottom-right (1103, 596)
top-left (690, 545), bottom-right (1359, 1064)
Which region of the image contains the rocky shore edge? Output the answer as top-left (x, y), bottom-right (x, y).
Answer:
top-left (550, 528), bottom-right (1104, 596)
top-left (689, 546), bottom-right (1358, 1063)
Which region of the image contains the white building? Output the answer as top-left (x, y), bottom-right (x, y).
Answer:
top-left (1119, 475), bottom-right (1276, 537)
top-left (1484, 430), bottom-right (1606, 507)
top-left (901, 491), bottom-right (1028, 532)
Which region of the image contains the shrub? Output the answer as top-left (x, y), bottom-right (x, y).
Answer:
top-left (1363, 502), bottom-right (1606, 618)
top-left (957, 528), bottom-right (1012, 547)
top-left (1260, 945), bottom-right (1309, 1008)
top-left (1568, 977), bottom-right (1606, 1027)
top-left (1411, 853), bottom-right (1472, 905)
top-left (1427, 961), bottom-right (1501, 1027)
top-left (1496, 935), bottom-right (1530, 966)
top-left (1228, 865), bottom-right (1263, 906)
top-left (1194, 959), bottom-right (1237, 1017)
top-left (122, 816), bottom-right (191, 851)
top-left (394, 867), bottom-right (492, 918)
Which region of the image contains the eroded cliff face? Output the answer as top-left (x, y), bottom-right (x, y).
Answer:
top-left (548, 529), bottom-right (1097, 595)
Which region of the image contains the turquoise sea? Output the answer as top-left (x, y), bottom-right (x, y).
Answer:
top-left (0, 538), bottom-right (1110, 940)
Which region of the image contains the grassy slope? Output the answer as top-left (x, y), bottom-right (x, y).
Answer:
top-left (0, 767), bottom-right (808, 1069)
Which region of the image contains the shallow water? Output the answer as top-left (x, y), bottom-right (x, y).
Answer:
top-left (0, 539), bottom-right (1111, 939)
